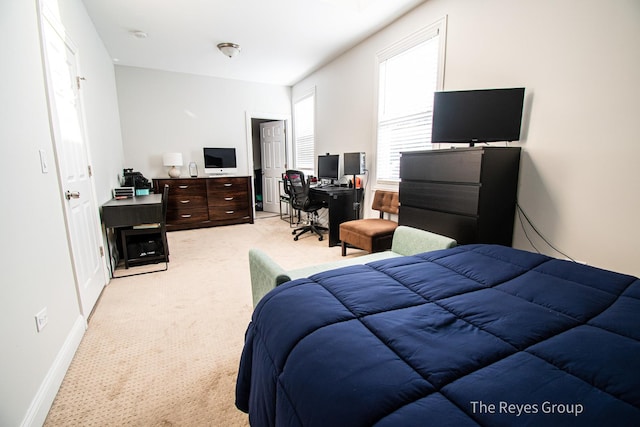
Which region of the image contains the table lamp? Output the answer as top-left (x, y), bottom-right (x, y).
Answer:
top-left (163, 152), bottom-right (183, 178)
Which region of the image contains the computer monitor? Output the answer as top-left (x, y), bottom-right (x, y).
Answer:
top-left (317, 154), bottom-right (339, 182)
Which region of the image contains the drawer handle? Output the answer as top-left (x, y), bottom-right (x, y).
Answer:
top-left (224, 183), bottom-right (233, 187)
top-left (181, 214), bottom-right (192, 218)
top-left (180, 200), bottom-right (191, 204)
top-left (225, 210), bottom-right (235, 214)
top-left (224, 197), bottom-right (234, 201)
top-left (179, 185), bottom-right (189, 189)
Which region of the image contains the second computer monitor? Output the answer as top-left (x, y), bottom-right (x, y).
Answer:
top-left (317, 154), bottom-right (339, 182)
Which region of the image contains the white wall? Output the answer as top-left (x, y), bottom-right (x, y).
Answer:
top-left (0, 0), bottom-right (124, 425)
top-left (115, 66), bottom-right (292, 180)
top-left (0, 3), bottom-right (79, 426)
top-left (294, 0), bottom-right (640, 276)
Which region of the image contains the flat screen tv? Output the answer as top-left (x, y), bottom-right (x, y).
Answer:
top-left (431, 87), bottom-right (525, 145)
top-left (203, 147), bottom-right (238, 175)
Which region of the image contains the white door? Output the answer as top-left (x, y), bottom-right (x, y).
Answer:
top-left (40, 7), bottom-right (106, 316)
top-left (260, 121), bottom-right (287, 213)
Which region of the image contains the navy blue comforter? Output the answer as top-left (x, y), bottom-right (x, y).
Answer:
top-left (236, 245), bottom-right (640, 426)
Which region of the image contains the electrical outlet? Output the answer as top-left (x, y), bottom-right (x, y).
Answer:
top-left (35, 307), bottom-right (48, 332)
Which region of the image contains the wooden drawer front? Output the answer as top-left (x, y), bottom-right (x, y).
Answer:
top-left (167, 180), bottom-right (206, 197)
top-left (208, 190), bottom-right (249, 208)
top-left (400, 182), bottom-right (480, 216)
top-left (209, 207), bottom-right (251, 221)
top-left (207, 177), bottom-right (249, 194)
top-left (169, 195), bottom-right (207, 210)
top-left (167, 206), bottom-right (209, 224)
top-left (400, 150), bottom-right (482, 183)
top-left (399, 206), bottom-right (477, 245)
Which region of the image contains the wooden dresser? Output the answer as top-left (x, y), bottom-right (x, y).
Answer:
top-left (153, 176), bottom-right (253, 231)
top-left (399, 147), bottom-right (521, 246)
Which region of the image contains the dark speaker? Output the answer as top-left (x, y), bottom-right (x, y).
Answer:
top-left (344, 152), bottom-right (365, 175)
top-left (127, 238), bottom-right (164, 258)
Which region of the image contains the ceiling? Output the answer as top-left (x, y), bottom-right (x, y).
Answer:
top-left (81, 0), bottom-right (428, 86)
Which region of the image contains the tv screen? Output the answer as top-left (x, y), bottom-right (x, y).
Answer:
top-left (431, 88), bottom-right (525, 144)
top-left (203, 147), bottom-right (237, 175)
top-left (317, 154), bottom-right (339, 180)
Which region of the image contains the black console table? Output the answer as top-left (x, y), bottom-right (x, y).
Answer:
top-left (102, 194), bottom-right (163, 228)
top-left (102, 194), bottom-right (167, 274)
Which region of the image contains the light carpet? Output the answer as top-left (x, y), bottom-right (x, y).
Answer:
top-left (44, 213), bottom-right (367, 426)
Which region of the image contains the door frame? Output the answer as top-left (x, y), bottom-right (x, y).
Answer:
top-left (38, 2), bottom-right (108, 316)
top-left (244, 111), bottom-right (292, 218)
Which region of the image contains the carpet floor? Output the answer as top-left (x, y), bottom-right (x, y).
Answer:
top-left (44, 213), bottom-right (367, 426)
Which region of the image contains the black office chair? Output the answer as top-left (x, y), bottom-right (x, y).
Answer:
top-left (284, 170), bottom-right (327, 241)
top-left (120, 184), bottom-right (170, 271)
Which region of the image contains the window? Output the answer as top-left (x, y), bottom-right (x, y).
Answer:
top-left (293, 90), bottom-right (316, 172)
top-left (376, 19), bottom-right (446, 183)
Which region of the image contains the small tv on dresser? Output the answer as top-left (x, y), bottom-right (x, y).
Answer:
top-left (203, 147), bottom-right (237, 175)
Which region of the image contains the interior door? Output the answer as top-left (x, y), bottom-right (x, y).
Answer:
top-left (260, 121), bottom-right (286, 213)
top-left (40, 6), bottom-right (106, 316)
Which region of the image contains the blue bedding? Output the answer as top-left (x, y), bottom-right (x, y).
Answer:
top-left (236, 245), bottom-right (640, 426)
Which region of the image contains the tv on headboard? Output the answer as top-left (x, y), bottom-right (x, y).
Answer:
top-left (431, 87), bottom-right (525, 146)
top-left (203, 147), bottom-right (238, 175)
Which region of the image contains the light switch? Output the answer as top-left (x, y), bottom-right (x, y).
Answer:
top-left (39, 149), bottom-right (49, 173)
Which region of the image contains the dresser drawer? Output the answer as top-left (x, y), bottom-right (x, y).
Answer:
top-left (400, 182), bottom-right (480, 216)
top-left (167, 206), bottom-right (209, 224)
top-left (207, 177), bottom-right (249, 194)
top-left (399, 206), bottom-right (477, 245)
top-left (168, 195), bottom-right (207, 210)
top-left (208, 191), bottom-right (249, 208)
top-left (208, 207), bottom-right (251, 221)
top-left (166, 179), bottom-right (206, 196)
top-left (400, 150), bottom-right (482, 183)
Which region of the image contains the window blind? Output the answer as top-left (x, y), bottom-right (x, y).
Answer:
top-left (376, 22), bottom-right (444, 182)
top-left (293, 92), bottom-right (315, 171)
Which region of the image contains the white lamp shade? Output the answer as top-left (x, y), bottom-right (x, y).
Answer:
top-left (162, 152), bottom-right (183, 167)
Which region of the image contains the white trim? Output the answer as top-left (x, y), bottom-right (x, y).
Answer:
top-left (292, 87), bottom-right (316, 172)
top-left (376, 18), bottom-right (445, 62)
top-left (372, 16), bottom-right (448, 185)
top-left (20, 316), bottom-right (87, 427)
top-left (244, 111), bottom-right (292, 218)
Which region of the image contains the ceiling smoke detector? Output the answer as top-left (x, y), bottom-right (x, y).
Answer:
top-left (131, 30), bottom-right (148, 39)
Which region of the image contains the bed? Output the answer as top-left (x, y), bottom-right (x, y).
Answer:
top-left (236, 244), bottom-right (640, 426)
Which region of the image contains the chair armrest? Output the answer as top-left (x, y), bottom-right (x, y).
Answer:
top-left (391, 226), bottom-right (457, 256)
top-left (248, 248), bottom-right (291, 308)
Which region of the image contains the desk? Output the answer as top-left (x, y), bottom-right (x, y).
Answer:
top-left (102, 194), bottom-right (166, 273)
top-left (310, 186), bottom-right (362, 247)
top-left (102, 194), bottom-right (163, 227)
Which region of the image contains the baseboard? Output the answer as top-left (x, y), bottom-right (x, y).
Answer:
top-left (20, 315), bottom-right (87, 427)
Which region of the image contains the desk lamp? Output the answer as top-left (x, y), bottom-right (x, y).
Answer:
top-left (163, 152), bottom-right (183, 178)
